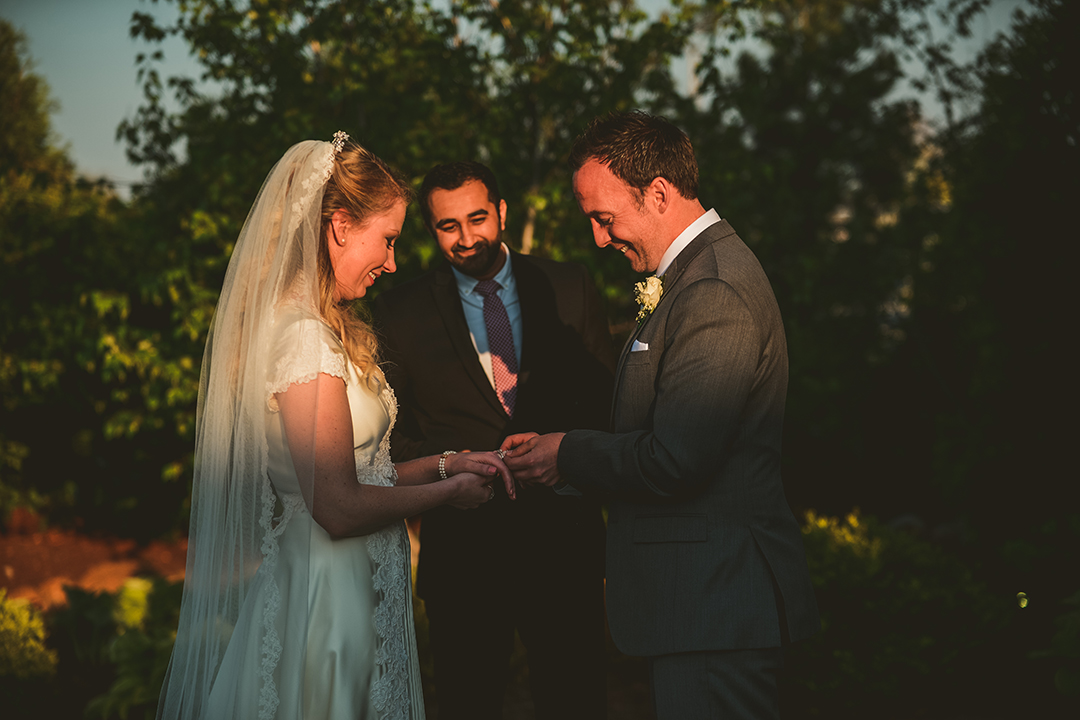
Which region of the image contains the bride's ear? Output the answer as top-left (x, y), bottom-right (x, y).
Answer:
top-left (329, 210), bottom-right (350, 245)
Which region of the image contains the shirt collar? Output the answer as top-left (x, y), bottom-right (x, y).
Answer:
top-left (451, 243), bottom-right (513, 296)
top-left (655, 208), bottom-right (721, 277)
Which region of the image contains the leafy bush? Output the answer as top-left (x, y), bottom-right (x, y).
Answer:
top-left (1033, 590), bottom-right (1080, 701)
top-left (84, 577), bottom-right (182, 720)
top-left (783, 510), bottom-right (1012, 719)
top-left (0, 588), bottom-right (59, 717)
top-left (0, 588), bottom-right (58, 679)
top-left (0, 578), bottom-right (183, 720)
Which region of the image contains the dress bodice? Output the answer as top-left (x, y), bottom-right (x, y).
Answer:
top-left (264, 305), bottom-right (398, 497)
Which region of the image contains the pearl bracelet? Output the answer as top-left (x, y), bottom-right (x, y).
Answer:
top-left (439, 450), bottom-right (457, 481)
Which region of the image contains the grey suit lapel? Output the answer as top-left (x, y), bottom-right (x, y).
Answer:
top-left (660, 219), bottom-right (736, 296)
top-left (612, 220), bottom-right (736, 385)
top-left (431, 265), bottom-right (506, 417)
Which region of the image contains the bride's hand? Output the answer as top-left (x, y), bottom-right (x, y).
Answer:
top-left (444, 451), bottom-right (516, 500)
top-left (445, 472), bottom-right (498, 510)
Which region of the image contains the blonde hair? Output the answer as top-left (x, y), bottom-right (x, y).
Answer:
top-left (316, 140), bottom-right (412, 384)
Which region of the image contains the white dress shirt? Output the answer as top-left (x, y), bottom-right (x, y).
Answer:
top-left (655, 208), bottom-right (721, 277)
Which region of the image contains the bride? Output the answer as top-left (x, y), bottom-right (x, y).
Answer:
top-left (156, 132), bottom-right (514, 720)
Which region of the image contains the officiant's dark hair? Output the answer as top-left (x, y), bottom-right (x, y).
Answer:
top-left (419, 161), bottom-right (503, 233)
top-left (570, 111), bottom-right (698, 201)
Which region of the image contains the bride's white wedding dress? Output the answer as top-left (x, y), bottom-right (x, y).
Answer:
top-left (202, 305), bottom-right (425, 720)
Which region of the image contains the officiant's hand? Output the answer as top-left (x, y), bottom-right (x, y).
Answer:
top-left (443, 450), bottom-right (516, 500)
top-left (500, 432), bottom-right (566, 488)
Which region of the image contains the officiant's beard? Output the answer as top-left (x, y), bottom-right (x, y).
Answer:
top-left (450, 228), bottom-right (504, 278)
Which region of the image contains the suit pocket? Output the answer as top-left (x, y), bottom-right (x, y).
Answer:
top-left (632, 514), bottom-right (707, 543)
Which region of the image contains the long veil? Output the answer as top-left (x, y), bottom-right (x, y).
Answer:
top-left (157, 137), bottom-right (424, 719)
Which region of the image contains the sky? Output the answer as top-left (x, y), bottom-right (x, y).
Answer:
top-left (2, 0), bottom-right (1025, 196)
top-left (3, 0), bottom-right (200, 191)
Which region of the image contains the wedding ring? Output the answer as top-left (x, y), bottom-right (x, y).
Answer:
top-left (487, 486), bottom-right (495, 501)
top-left (496, 449), bottom-right (506, 460)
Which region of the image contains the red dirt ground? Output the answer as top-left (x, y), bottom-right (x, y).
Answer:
top-left (0, 525), bottom-right (188, 610)
top-left (0, 510), bottom-right (420, 611)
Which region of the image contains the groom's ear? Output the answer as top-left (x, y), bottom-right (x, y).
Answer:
top-left (646, 176), bottom-right (673, 215)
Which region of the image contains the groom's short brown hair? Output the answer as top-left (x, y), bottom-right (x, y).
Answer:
top-left (569, 110), bottom-right (698, 201)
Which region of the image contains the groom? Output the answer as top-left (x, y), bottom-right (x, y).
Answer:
top-left (504, 111), bottom-right (820, 719)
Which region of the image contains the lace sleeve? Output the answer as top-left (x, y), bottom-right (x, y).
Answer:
top-left (265, 307), bottom-right (348, 411)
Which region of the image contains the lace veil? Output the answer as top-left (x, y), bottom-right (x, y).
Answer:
top-left (156, 137), bottom-right (424, 719)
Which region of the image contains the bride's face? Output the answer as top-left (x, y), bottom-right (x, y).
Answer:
top-left (328, 200), bottom-right (406, 301)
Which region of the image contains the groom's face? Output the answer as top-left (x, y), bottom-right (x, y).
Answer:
top-left (573, 159), bottom-right (663, 273)
top-left (428, 180), bottom-right (508, 280)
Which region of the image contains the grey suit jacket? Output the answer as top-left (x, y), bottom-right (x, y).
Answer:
top-left (559, 219), bottom-right (819, 657)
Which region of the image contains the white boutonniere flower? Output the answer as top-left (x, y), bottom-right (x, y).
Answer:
top-left (634, 275), bottom-right (664, 325)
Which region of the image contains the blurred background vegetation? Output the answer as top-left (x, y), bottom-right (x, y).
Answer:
top-left (1, 0), bottom-right (1075, 717)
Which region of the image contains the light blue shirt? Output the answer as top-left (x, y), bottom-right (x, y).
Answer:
top-left (451, 244), bottom-right (523, 390)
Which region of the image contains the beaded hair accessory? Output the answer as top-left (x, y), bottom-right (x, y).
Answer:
top-left (332, 130), bottom-right (349, 154)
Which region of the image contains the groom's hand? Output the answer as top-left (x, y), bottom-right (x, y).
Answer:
top-left (500, 432), bottom-right (537, 457)
top-left (500, 432), bottom-right (566, 487)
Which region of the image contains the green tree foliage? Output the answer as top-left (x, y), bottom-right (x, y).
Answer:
top-left (790, 511), bottom-right (1012, 718)
top-left (84, 578), bottom-right (183, 720)
top-left (121, 1), bottom-right (699, 319)
top-left (1035, 590), bottom-right (1080, 702)
top-left (900, 2), bottom-right (1078, 710)
top-left (0, 19), bottom-right (192, 538)
top-left (0, 21), bottom-right (58, 175)
top-left (0, 588), bottom-right (58, 717)
top-left (909, 0), bottom-right (1075, 539)
top-left (0, 588), bottom-right (58, 680)
top-left (677, 0), bottom-right (951, 511)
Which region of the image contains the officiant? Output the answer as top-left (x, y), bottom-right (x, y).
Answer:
top-left (373, 161), bottom-right (615, 720)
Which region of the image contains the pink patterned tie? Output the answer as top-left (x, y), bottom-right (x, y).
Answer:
top-left (475, 280), bottom-right (518, 417)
